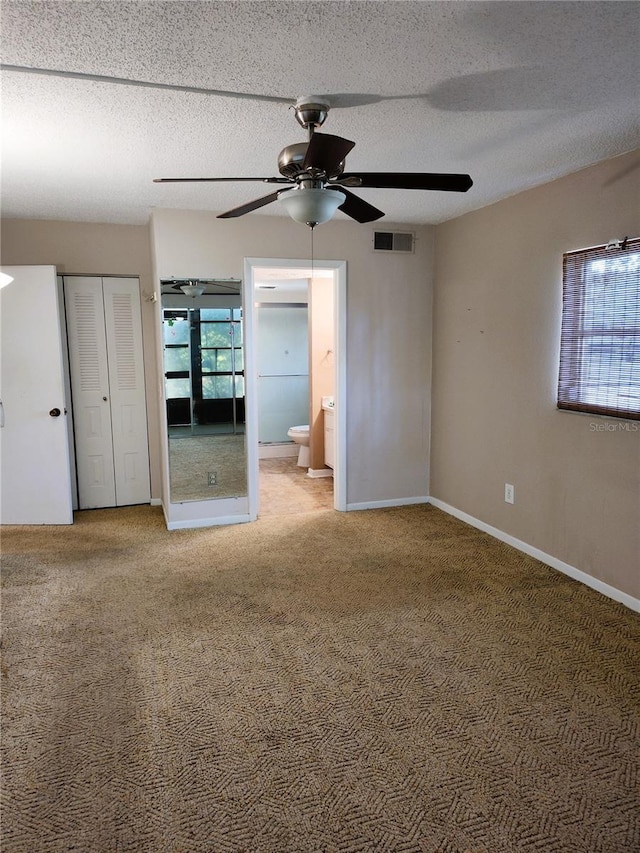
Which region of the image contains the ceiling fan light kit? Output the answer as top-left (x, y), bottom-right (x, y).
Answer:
top-left (154, 96), bottom-right (473, 228)
top-left (278, 186), bottom-right (346, 227)
top-left (179, 283), bottom-right (205, 297)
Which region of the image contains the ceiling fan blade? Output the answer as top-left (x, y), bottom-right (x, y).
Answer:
top-left (302, 133), bottom-right (356, 176)
top-left (153, 176), bottom-right (289, 184)
top-left (336, 188), bottom-right (385, 223)
top-left (339, 172), bottom-right (473, 192)
top-left (0, 64), bottom-right (294, 103)
top-left (217, 190), bottom-right (281, 219)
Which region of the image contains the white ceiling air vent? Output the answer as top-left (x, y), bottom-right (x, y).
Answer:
top-left (373, 231), bottom-right (415, 253)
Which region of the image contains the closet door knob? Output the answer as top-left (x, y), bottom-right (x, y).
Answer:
top-left (103, 396), bottom-right (108, 401)
top-left (49, 408), bottom-right (61, 417)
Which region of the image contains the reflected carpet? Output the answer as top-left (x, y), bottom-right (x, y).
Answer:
top-left (169, 434), bottom-right (246, 501)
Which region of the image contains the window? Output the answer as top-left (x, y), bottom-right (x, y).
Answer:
top-left (558, 238), bottom-right (640, 420)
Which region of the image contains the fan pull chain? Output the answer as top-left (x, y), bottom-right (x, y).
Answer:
top-left (310, 224), bottom-right (315, 283)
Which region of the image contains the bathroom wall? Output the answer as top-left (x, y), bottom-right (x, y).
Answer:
top-left (309, 275), bottom-right (335, 471)
top-left (151, 209), bottom-right (435, 510)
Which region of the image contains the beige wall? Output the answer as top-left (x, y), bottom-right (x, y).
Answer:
top-left (431, 150), bottom-right (640, 599)
top-left (0, 219), bottom-right (162, 498)
top-left (151, 210), bottom-right (434, 506)
top-left (1, 213), bottom-right (433, 513)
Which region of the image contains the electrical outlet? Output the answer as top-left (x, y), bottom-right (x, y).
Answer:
top-left (208, 471), bottom-right (217, 486)
top-left (505, 483), bottom-right (515, 504)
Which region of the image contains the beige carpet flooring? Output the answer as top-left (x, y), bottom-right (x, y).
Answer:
top-left (1, 503), bottom-right (639, 852)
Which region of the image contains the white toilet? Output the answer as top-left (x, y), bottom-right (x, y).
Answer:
top-left (287, 425), bottom-right (310, 467)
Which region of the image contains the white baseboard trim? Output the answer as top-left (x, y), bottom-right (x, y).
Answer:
top-left (160, 499), bottom-right (252, 531)
top-left (166, 514), bottom-right (252, 531)
top-left (259, 443), bottom-right (297, 459)
top-left (429, 497), bottom-right (640, 613)
top-left (150, 498), bottom-right (162, 506)
top-left (307, 468), bottom-right (333, 479)
top-left (347, 496), bottom-right (429, 511)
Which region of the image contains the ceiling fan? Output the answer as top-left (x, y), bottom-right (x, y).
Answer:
top-left (154, 96), bottom-right (473, 227)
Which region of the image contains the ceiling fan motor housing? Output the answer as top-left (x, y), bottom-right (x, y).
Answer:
top-left (278, 143), bottom-right (345, 181)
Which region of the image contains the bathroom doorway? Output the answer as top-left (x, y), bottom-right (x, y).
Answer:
top-left (244, 258), bottom-right (346, 518)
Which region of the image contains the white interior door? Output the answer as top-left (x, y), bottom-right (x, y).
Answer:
top-left (0, 265), bottom-right (73, 524)
top-left (65, 276), bottom-right (150, 509)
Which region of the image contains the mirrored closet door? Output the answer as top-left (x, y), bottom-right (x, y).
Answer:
top-left (161, 279), bottom-right (247, 503)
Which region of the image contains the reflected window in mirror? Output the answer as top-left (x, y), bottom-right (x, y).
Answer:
top-left (162, 307), bottom-right (245, 437)
top-left (162, 301), bottom-right (247, 503)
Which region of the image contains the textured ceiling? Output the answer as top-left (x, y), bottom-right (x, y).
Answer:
top-left (1, 1), bottom-right (639, 227)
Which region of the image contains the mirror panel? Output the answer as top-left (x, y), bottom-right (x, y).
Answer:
top-left (161, 279), bottom-right (246, 503)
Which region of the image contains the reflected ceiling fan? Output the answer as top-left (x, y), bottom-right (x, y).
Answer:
top-left (154, 96), bottom-right (473, 227)
top-left (163, 278), bottom-right (242, 297)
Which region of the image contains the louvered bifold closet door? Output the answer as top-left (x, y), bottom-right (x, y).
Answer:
top-left (65, 276), bottom-right (116, 508)
top-left (65, 276), bottom-right (150, 509)
top-left (102, 278), bottom-right (150, 506)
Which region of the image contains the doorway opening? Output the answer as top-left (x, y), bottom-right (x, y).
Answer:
top-left (244, 258), bottom-right (346, 519)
